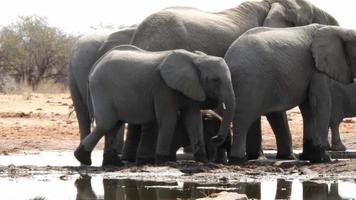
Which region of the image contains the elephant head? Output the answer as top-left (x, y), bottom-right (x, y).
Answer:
top-left (158, 50), bottom-right (236, 146)
top-left (264, 0), bottom-right (339, 27)
top-left (312, 26), bottom-right (356, 84)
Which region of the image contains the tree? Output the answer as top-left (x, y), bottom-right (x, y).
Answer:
top-left (0, 16), bottom-right (78, 90)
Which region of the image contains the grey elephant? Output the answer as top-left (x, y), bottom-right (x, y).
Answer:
top-left (74, 45), bottom-right (235, 165)
top-left (327, 80), bottom-right (356, 151)
top-left (213, 24), bottom-right (356, 163)
top-left (68, 27), bottom-right (136, 165)
top-left (125, 0), bottom-right (339, 161)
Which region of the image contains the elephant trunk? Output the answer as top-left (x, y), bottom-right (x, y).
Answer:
top-left (211, 83), bottom-right (235, 146)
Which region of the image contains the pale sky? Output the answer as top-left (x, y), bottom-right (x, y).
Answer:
top-left (0, 0), bottom-right (355, 35)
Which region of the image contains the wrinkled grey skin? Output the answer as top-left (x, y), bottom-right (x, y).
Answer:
top-left (126, 0), bottom-right (339, 161)
top-left (219, 24), bottom-right (356, 164)
top-left (68, 27), bottom-right (136, 165)
top-left (327, 81), bottom-right (356, 151)
top-left (74, 46), bottom-right (235, 165)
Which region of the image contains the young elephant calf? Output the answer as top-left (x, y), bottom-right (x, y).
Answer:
top-left (328, 80), bottom-right (356, 151)
top-left (74, 45), bottom-right (235, 165)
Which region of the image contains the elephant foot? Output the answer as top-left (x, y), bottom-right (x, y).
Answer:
top-left (155, 155), bottom-right (171, 165)
top-left (102, 150), bottom-right (124, 167)
top-left (299, 140), bottom-right (331, 163)
top-left (74, 144), bottom-right (92, 166)
top-left (331, 143), bottom-right (347, 151)
top-left (276, 153), bottom-right (297, 160)
top-left (194, 153), bottom-right (208, 163)
top-left (136, 157), bottom-right (155, 166)
top-left (228, 156), bottom-right (248, 165)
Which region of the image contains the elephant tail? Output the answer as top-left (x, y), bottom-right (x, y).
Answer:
top-left (86, 80), bottom-right (95, 128)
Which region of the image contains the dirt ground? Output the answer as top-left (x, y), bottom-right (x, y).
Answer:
top-left (1, 92), bottom-right (356, 181)
top-left (1, 92), bottom-right (356, 153)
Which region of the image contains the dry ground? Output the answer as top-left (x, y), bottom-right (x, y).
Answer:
top-left (1, 92), bottom-right (356, 154)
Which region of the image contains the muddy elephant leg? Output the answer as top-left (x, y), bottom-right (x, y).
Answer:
top-left (246, 118), bottom-right (264, 160)
top-left (266, 112), bottom-right (296, 159)
top-left (121, 124), bottom-right (141, 162)
top-left (102, 126), bottom-right (125, 166)
top-left (330, 122), bottom-right (346, 151)
top-left (136, 122), bottom-right (158, 165)
top-left (299, 73), bottom-right (331, 163)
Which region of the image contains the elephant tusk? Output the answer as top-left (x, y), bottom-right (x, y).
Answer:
top-left (222, 103), bottom-right (226, 110)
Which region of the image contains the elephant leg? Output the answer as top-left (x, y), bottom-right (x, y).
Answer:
top-left (229, 115), bottom-right (256, 164)
top-left (299, 73), bottom-right (331, 163)
top-left (102, 126), bottom-right (125, 166)
top-left (214, 147), bottom-right (228, 164)
top-left (155, 113), bottom-right (177, 164)
top-left (74, 121), bottom-right (123, 166)
top-left (121, 124), bottom-right (141, 162)
top-left (246, 118), bottom-right (264, 160)
top-left (113, 126), bottom-right (125, 154)
top-left (266, 112), bottom-right (296, 160)
top-left (330, 122), bottom-right (346, 151)
top-left (69, 78), bottom-right (91, 141)
top-left (182, 107), bottom-right (208, 163)
top-left (136, 122), bottom-right (157, 165)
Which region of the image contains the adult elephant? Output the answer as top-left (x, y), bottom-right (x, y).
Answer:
top-left (123, 0), bottom-right (339, 162)
top-left (69, 27), bottom-right (136, 165)
top-left (217, 24), bottom-right (356, 163)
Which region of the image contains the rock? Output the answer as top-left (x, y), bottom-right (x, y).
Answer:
top-left (197, 192), bottom-right (248, 200)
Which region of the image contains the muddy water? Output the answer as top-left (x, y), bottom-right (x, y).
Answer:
top-left (1, 151), bottom-right (356, 199)
top-left (1, 176), bottom-right (356, 200)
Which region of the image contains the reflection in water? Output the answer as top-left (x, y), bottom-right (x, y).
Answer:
top-left (73, 177), bottom-right (355, 200)
top-left (75, 175), bottom-right (97, 200)
top-left (0, 175), bottom-right (354, 199)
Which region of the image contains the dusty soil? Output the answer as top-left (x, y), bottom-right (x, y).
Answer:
top-left (0, 93), bottom-right (104, 154)
top-left (1, 92), bottom-right (356, 181)
top-left (1, 92), bottom-right (356, 153)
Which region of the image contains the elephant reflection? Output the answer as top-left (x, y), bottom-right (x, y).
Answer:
top-left (74, 177), bottom-right (344, 200)
top-left (74, 176), bottom-right (205, 200)
top-left (303, 182), bottom-right (342, 200)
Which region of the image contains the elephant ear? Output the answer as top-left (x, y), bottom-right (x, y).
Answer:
top-left (311, 26), bottom-right (353, 84)
top-left (159, 50), bottom-right (206, 102)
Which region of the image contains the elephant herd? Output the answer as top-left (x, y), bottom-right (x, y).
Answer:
top-left (69, 0), bottom-right (356, 166)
